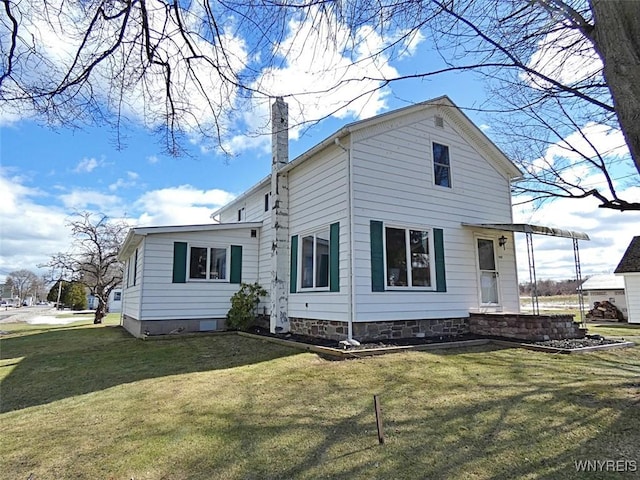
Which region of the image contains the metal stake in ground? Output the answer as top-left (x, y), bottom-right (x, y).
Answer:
top-left (374, 395), bottom-right (384, 445)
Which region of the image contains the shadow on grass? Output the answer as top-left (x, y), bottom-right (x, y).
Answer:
top-left (116, 348), bottom-right (640, 480)
top-left (0, 325), bottom-right (298, 413)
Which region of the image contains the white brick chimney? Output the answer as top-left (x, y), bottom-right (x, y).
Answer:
top-left (270, 97), bottom-right (290, 333)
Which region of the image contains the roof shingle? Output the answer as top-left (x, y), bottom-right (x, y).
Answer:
top-left (615, 236), bottom-right (640, 273)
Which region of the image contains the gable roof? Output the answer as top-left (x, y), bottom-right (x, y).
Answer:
top-left (118, 222), bottom-right (262, 261)
top-left (580, 274), bottom-right (625, 291)
top-left (615, 236), bottom-right (640, 274)
top-left (211, 95), bottom-right (522, 218)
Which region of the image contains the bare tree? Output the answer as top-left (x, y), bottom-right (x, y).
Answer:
top-left (1, 0), bottom-right (638, 208)
top-left (419, 0), bottom-right (640, 210)
top-left (45, 212), bottom-right (128, 323)
top-left (5, 269), bottom-right (39, 303)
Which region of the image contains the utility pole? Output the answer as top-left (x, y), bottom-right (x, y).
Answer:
top-left (56, 270), bottom-right (63, 309)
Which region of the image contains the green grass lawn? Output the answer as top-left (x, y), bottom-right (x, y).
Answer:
top-left (1, 318), bottom-right (639, 479)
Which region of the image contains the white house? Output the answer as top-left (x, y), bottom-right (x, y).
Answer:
top-left (118, 96), bottom-right (572, 340)
top-left (615, 236), bottom-right (640, 324)
top-left (87, 287), bottom-right (123, 313)
top-left (108, 287), bottom-right (123, 313)
top-left (580, 274), bottom-right (627, 320)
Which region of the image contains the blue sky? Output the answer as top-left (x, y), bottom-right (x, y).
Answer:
top-left (1, 6), bottom-right (638, 284)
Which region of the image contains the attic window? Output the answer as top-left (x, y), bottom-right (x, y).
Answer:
top-left (237, 208), bottom-right (245, 222)
top-left (432, 142), bottom-right (451, 188)
top-left (434, 115), bottom-right (444, 128)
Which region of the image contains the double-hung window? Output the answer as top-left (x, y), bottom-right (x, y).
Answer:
top-left (300, 229), bottom-right (330, 290)
top-left (433, 142), bottom-right (451, 188)
top-left (384, 226), bottom-right (434, 289)
top-left (189, 246), bottom-right (228, 280)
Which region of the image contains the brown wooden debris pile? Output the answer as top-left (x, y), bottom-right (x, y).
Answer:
top-left (586, 301), bottom-right (625, 321)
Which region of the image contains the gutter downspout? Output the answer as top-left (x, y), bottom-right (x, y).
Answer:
top-left (335, 137), bottom-right (356, 341)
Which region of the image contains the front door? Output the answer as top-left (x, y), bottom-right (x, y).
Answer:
top-left (477, 238), bottom-right (500, 305)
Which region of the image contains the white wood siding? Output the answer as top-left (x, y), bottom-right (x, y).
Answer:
top-left (623, 274), bottom-right (640, 323)
top-left (288, 144), bottom-right (350, 321)
top-left (351, 110), bottom-right (519, 321)
top-left (138, 229), bottom-right (260, 320)
top-left (218, 186), bottom-right (272, 313)
top-left (122, 242), bottom-right (143, 320)
top-left (245, 187), bottom-right (273, 313)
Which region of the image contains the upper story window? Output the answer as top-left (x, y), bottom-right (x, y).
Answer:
top-left (432, 142), bottom-right (451, 188)
top-left (385, 226), bottom-right (434, 289)
top-left (264, 193), bottom-right (270, 212)
top-left (237, 207), bottom-right (245, 222)
top-left (300, 228), bottom-right (330, 290)
top-left (189, 246), bottom-right (227, 280)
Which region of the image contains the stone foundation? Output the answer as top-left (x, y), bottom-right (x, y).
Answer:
top-left (289, 317), bottom-right (470, 342)
top-left (469, 313), bottom-right (586, 341)
top-left (289, 318), bottom-right (349, 340)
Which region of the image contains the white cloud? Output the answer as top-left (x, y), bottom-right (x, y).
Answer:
top-left (147, 155), bottom-right (160, 165)
top-left (541, 122), bottom-right (628, 166)
top-left (58, 189), bottom-right (123, 214)
top-left (4, 1), bottom-right (248, 138)
top-left (5, 2), bottom-right (424, 159)
top-left (0, 108), bottom-right (25, 126)
top-left (527, 122), bottom-right (631, 198)
top-left (513, 186), bottom-right (640, 281)
top-left (73, 157), bottom-right (104, 173)
top-left (133, 185), bottom-right (236, 226)
top-left (399, 29), bottom-right (425, 58)
top-left (108, 171), bottom-right (139, 192)
top-left (524, 26), bottom-right (602, 88)
top-left (222, 8), bottom-right (411, 154)
top-left (0, 169), bottom-right (73, 281)
top-left (0, 167), bottom-right (237, 282)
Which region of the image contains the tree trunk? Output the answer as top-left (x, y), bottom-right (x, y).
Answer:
top-left (94, 300), bottom-right (106, 324)
top-left (589, 0), bottom-right (640, 175)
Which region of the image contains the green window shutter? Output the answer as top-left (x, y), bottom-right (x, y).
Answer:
top-left (230, 245), bottom-right (242, 284)
top-left (290, 235), bottom-right (298, 293)
top-left (434, 228), bottom-right (447, 292)
top-left (172, 242), bottom-right (187, 283)
top-left (370, 220), bottom-right (385, 292)
top-left (329, 222), bottom-right (340, 292)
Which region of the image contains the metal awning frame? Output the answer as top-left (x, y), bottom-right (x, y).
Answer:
top-left (462, 223), bottom-right (590, 326)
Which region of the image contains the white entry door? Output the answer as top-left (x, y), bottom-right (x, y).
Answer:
top-left (477, 238), bottom-right (500, 305)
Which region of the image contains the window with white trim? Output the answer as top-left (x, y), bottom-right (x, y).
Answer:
top-left (432, 142), bottom-right (451, 188)
top-left (384, 226), bottom-right (434, 288)
top-left (189, 246), bottom-right (228, 280)
top-left (300, 228), bottom-right (330, 289)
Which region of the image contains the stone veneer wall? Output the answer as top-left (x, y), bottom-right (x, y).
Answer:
top-left (469, 313), bottom-right (586, 341)
top-left (289, 317), bottom-right (469, 341)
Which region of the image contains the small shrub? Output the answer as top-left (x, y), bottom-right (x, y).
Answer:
top-left (227, 282), bottom-right (267, 330)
